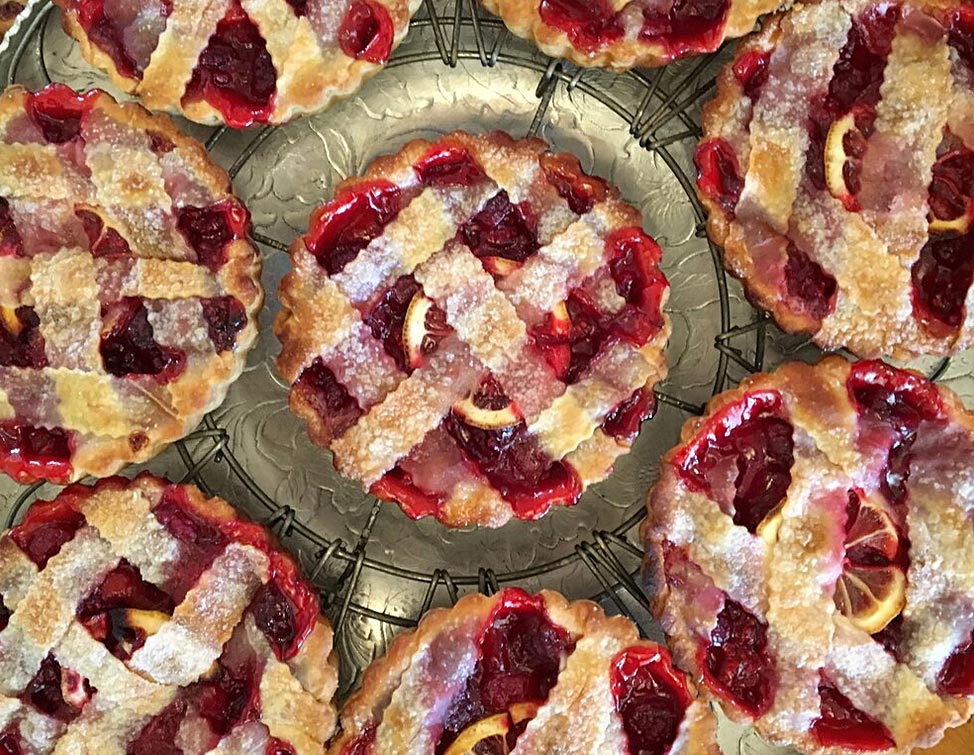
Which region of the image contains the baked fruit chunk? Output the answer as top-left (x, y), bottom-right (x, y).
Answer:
top-left (0, 474), bottom-right (338, 755)
top-left (53, 0), bottom-right (422, 127)
top-left (643, 356), bottom-right (974, 755)
top-left (329, 587), bottom-right (717, 755)
top-left (0, 84), bottom-right (261, 484)
top-left (275, 131), bottom-right (671, 528)
top-left (481, 0), bottom-right (783, 69)
top-left (0, 1), bottom-right (24, 39)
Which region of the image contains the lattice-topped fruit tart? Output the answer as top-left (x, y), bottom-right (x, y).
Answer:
top-left (0, 84), bottom-right (262, 485)
top-left (276, 130), bottom-right (671, 528)
top-left (697, 0), bottom-right (974, 359)
top-left (52, 0), bottom-right (422, 127)
top-left (0, 474), bottom-right (338, 755)
top-left (329, 587), bottom-right (718, 755)
top-left (481, 0), bottom-right (783, 69)
top-left (642, 356), bottom-right (974, 755)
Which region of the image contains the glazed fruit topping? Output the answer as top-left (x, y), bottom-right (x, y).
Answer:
top-left (926, 147), bottom-right (974, 233)
top-left (176, 200), bottom-right (249, 271)
top-left (183, 2), bottom-right (276, 127)
top-left (0, 306), bottom-right (48, 369)
top-left (199, 657), bottom-right (261, 735)
top-left (24, 654), bottom-right (92, 722)
top-left (365, 275), bottom-right (450, 372)
top-left (25, 85), bottom-right (94, 144)
top-left (76, 0), bottom-right (172, 79)
top-left (639, 0), bottom-right (729, 59)
top-left (0, 595), bottom-right (9, 632)
top-left (611, 645), bottom-right (693, 755)
top-left (248, 581), bottom-right (301, 659)
top-left (201, 295), bottom-right (247, 353)
top-left (126, 698), bottom-right (186, 755)
top-left (938, 632), bottom-right (974, 696)
top-left (294, 357), bottom-right (365, 440)
top-left (460, 191), bottom-right (540, 274)
top-left (10, 497), bottom-right (85, 568)
top-left (339, 0), bottom-right (395, 64)
top-left (539, 152), bottom-right (609, 215)
top-left (532, 291), bottom-right (613, 384)
top-left (414, 144), bottom-right (488, 188)
top-left (0, 197), bottom-right (23, 257)
top-left (0, 724), bottom-right (20, 755)
top-left (307, 181), bottom-right (403, 274)
top-left (695, 138), bottom-right (744, 217)
top-left (0, 421), bottom-right (75, 485)
top-left (733, 49), bottom-right (772, 101)
top-left (948, 5), bottom-right (974, 73)
top-left (703, 599), bottom-right (776, 717)
top-left (783, 244), bottom-right (837, 321)
top-left (100, 298), bottom-right (187, 381)
top-left (538, 0), bottom-right (623, 52)
top-left (811, 677), bottom-right (896, 750)
top-left (75, 208), bottom-right (133, 257)
top-left (370, 466), bottom-right (445, 520)
top-left (603, 388), bottom-right (656, 443)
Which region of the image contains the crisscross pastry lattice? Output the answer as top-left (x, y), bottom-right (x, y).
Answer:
top-left (0, 474), bottom-right (338, 755)
top-left (329, 587), bottom-right (717, 755)
top-left (276, 131), bottom-right (671, 528)
top-left (0, 84), bottom-right (261, 485)
top-left (697, 0), bottom-right (974, 359)
top-left (53, 0), bottom-right (423, 127)
top-left (642, 356), bottom-right (974, 755)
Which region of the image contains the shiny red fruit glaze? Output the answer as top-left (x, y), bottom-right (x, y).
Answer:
top-left (267, 740), bottom-right (297, 755)
top-left (75, 209), bottom-right (133, 257)
top-left (339, 0), bottom-right (395, 63)
top-left (25, 85), bottom-right (95, 144)
top-left (539, 152), bottom-right (609, 215)
top-left (0, 725), bottom-right (20, 755)
top-left (342, 725), bottom-right (377, 755)
top-left (640, 0), bottom-right (729, 60)
top-left (10, 497), bottom-right (84, 567)
top-left (0, 197), bottom-right (23, 257)
top-left (176, 200), bottom-right (249, 270)
top-left (695, 138), bottom-right (744, 217)
top-left (607, 227), bottom-right (668, 345)
top-left (847, 361), bottom-right (943, 437)
top-left (248, 582), bottom-right (302, 659)
top-left (733, 50), bottom-right (772, 101)
top-left (784, 245), bottom-right (837, 321)
top-left (414, 144), bottom-right (487, 188)
top-left (703, 599), bottom-right (776, 716)
top-left (201, 296), bottom-right (248, 352)
top-left (285, 0), bottom-right (308, 16)
top-left (948, 5), bottom-right (974, 72)
top-left (911, 232), bottom-right (974, 333)
top-left (611, 645), bottom-right (692, 755)
top-left (437, 589), bottom-right (574, 755)
top-left (0, 306), bottom-right (48, 369)
top-left (365, 275), bottom-right (446, 372)
top-left (200, 658), bottom-right (261, 735)
top-left (183, 3), bottom-right (276, 127)
top-left (539, 0), bottom-right (623, 52)
top-left (294, 357), bottom-right (364, 440)
top-left (603, 388), bottom-right (656, 443)
top-left (938, 632), bottom-right (974, 696)
top-left (24, 655), bottom-right (91, 722)
top-left (126, 699), bottom-right (186, 755)
top-left (532, 291), bottom-right (608, 384)
top-left (0, 421), bottom-right (74, 485)
top-left (461, 191), bottom-right (540, 265)
top-left (927, 148), bottom-right (974, 223)
top-left (76, 0), bottom-right (171, 78)
top-left (811, 679), bottom-right (896, 750)
top-left (100, 298), bottom-right (186, 381)
top-left (371, 466), bottom-right (445, 519)
top-left (307, 181), bottom-right (402, 274)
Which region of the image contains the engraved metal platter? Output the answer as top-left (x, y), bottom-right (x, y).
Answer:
top-left (1, 2), bottom-right (972, 753)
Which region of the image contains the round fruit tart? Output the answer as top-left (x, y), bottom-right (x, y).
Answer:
top-left (329, 587), bottom-right (717, 755)
top-left (481, 0), bottom-right (782, 69)
top-left (642, 356), bottom-right (974, 755)
top-left (0, 474), bottom-right (338, 755)
top-left (0, 84), bottom-right (262, 485)
top-left (697, 0), bottom-right (974, 359)
top-left (275, 131), bottom-right (671, 528)
top-left (53, 0), bottom-right (422, 127)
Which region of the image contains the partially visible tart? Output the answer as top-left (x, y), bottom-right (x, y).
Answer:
top-left (329, 587), bottom-right (717, 755)
top-left (275, 130), bottom-right (671, 528)
top-left (643, 356), bottom-right (974, 755)
top-left (0, 474), bottom-right (338, 755)
top-left (0, 84), bottom-right (262, 484)
top-left (0, 1), bottom-right (24, 39)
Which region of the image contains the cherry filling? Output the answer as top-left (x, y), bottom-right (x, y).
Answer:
top-left (365, 275), bottom-right (450, 372)
top-left (23, 655), bottom-right (92, 722)
top-left (10, 496), bottom-right (85, 567)
top-left (338, 0), bottom-right (395, 64)
top-left (0, 306), bottom-right (48, 368)
top-left (603, 388), bottom-right (656, 443)
top-left (0, 595), bottom-right (9, 632)
top-left (702, 599), bottom-right (776, 717)
top-left (75, 208), bottom-right (132, 257)
top-left (639, 0), bottom-right (730, 59)
top-left (733, 50), bottom-right (772, 101)
top-left (306, 181), bottom-right (402, 274)
top-left (371, 466), bottom-right (446, 519)
top-left (0, 2), bottom-right (22, 20)
top-left (695, 138), bottom-right (744, 217)
top-left (938, 632), bottom-right (974, 696)
top-left (460, 191), bottom-right (540, 273)
top-left (199, 657), bottom-right (261, 735)
top-left (948, 5), bottom-right (974, 74)
top-left (183, 2), bottom-right (276, 127)
top-left (0, 724), bottom-right (21, 755)
top-left (76, 0), bottom-right (172, 79)
top-left (538, 0), bottom-right (623, 52)
top-left (783, 244), bottom-right (838, 321)
top-left (0, 421), bottom-right (75, 485)
top-left (201, 295), bottom-right (247, 352)
top-left (294, 357), bottom-right (364, 441)
top-left (611, 645), bottom-right (693, 755)
top-left (25, 85), bottom-right (95, 144)
top-left (0, 197), bottom-right (23, 257)
top-left (285, 0), bottom-right (308, 15)
top-left (539, 152), bottom-right (609, 215)
top-left (99, 298), bottom-right (187, 382)
top-left (247, 582), bottom-right (301, 658)
top-left (126, 698), bottom-right (187, 755)
top-left (674, 391), bottom-right (794, 533)
top-left (811, 678), bottom-right (896, 750)
top-left (436, 589), bottom-right (574, 755)
top-left (176, 200), bottom-right (249, 270)
top-left (414, 144), bottom-right (488, 188)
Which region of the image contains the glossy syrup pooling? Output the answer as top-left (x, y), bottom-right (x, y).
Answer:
top-left (695, 138), bottom-right (744, 218)
top-left (703, 599), bottom-right (777, 717)
top-left (811, 677), bottom-right (896, 751)
top-left (460, 191), bottom-right (540, 274)
top-left (339, 0), bottom-right (395, 64)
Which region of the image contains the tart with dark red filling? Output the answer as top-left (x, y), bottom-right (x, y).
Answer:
top-left (481, 0), bottom-right (783, 69)
top-left (643, 356), bottom-right (974, 755)
top-left (52, 0), bottom-right (422, 127)
top-left (697, 0), bottom-right (974, 358)
top-left (0, 83), bottom-right (261, 484)
top-left (0, 474), bottom-right (338, 755)
top-left (328, 587), bottom-right (718, 755)
top-left (275, 131), bottom-right (671, 528)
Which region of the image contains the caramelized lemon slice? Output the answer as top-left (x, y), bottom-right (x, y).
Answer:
top-left (835, 563), bottom-right (907, 634)
top-left (824, 112), bottom-right (860, 209)
top-left (443, 713), bottom-right (510, 755)
top-left (452, 396), bottom-right (520, 429)
top-left (402, 292), bottom-right (435, 369)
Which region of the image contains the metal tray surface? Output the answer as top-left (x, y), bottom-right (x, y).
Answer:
top-left (1, 2), bottom-right (972, 753)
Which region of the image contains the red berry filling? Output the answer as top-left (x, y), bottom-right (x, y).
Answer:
top-left (0, 725), bottom-right (20, 755)
top-left (0, 306), bottom-right (48, 368)
top-left (176, 200), bottom-right (249, 271)
top-left (339, 0), bottom-right (395, 64)
top-left (365, 275), bottom-right (450, 373)
top-left (539, 152), bottom-right (609, 215)
top-left (702, 599), bottom-right (776, 717)
top-left (306, 181), bottom-right (402, 274)
top-left (10, 496), bottom-right (85, 567)
top-left (370, 466), bottom-right (446, 519)
top-left (0, 2), bottom-right (22, 21)
top-left (294, 357), bottom-right (364, 441)
top-left (783, 244), bottom-right (838, 321)
top-left (811, 678), bottom-right (896, 750)
top-left (183, 3), bottom-right (276, 127)
top-left (75, 208), bottom-right (132, 257)
top-left (75, 0), bottom-right (172, 79)
top-left (201, 295), bottom-right (247, 353)
top-left (733, 50), bottom-right (772, 101)
top-left (460, 191), bottom-right (540, 271)
top-left (436, 589), bottom-right (575, 755)
top-left (938, 632), bottom-right (974, 696)
top-left (538, 0), bottom-right (624, 52)
top-left (285, 0), bottom-right (308, 15)
top-left (199, 657), bottom-right (261, 735)
top-left (25, 85), bottom-right (95, 144)
top-left (414, 144), bottom-right (488, 188)
top-left (24, 655), bottom-right (92, 722)
top-left (100, 298), bottom-right (187, 382)
top-left (0, 421), bottom-right (75, 485)
top-left (695, 138), bottom-right (744, 217)
top-left (247, 582), bottom-right (302, 658)
top-left (674, 391), bottom-right (794, 533)
top-left (639, 0), bottom-right (730, 59)
top-left (603, 387), bottom-right (656, 443)
top-left (126, 698), bottom-right (187, 755)
top-left (611, 645), bottom-right (692, 755)
top-left (948, 5), bottom-right (974, 73)
top-left (0, 197), bottom-right (24, 257)
top-left (0, 595), bottom-right (9, 632)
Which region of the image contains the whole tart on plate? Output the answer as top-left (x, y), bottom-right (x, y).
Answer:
top-left (696, 0), bottom-right (974, 359)
top-left (52, 0), bottom-right (423, 127)
top-left (0, 473), bottom-right (338, 755)
top-left (275, 130), bottom-right (671, 528)
top-left (0, 83), bottom-right (262, 485)
top-left (642, 356), bottom-right (974, 755)
top-left (480, 0), bottom-right (783, 69)
top-left (329, 586), bottom-right (717, 755)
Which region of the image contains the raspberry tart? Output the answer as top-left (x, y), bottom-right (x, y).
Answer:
top-left (481, 0), bottom-right (782, 69)
top-left (53, 0), bottom-right (422, 127)
top-left (275, 131), bottom-right (671, 528)
top-left (642, 356), bottom-right (974, 755)
top-left (329, 587), bottom-right (717, 755)
top-left (0, 84), bottom-right (262, 485)
top-left (697, 0), bottom-right (974, 358)
top-left (0, 474), bottom-right (338, 754)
